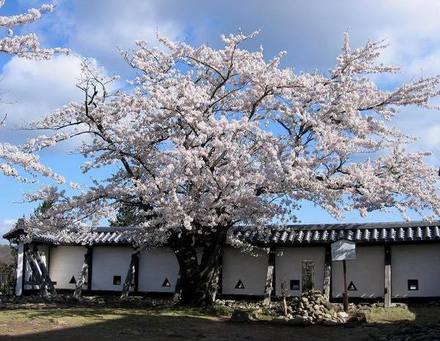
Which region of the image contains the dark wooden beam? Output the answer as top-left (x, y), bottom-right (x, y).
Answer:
top-left (384, 244), bottom-right (392, 308)
top-left (87, 246), bottom-right (93, 291)
top-left (217, 251), bottom-right (223, 297)
top-left (323, 244), bottom-right (332, 301)
top-left (342, 259), bottom-right (348, 312)
top-left (133, 252), bottom-right (139, 294)
top-left (263, 247), bottom-right (276, 306)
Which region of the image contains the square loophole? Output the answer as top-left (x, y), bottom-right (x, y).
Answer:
top-left (290, 280), bottom-right (300, 291)
top-left (408, 279), bottom-right (418, 291)
top-left (113, 275), bottom-right (121, 285)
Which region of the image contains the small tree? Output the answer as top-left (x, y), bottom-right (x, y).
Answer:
top-left (27, 32), bottom-right (440, 306)
top-left (0, 244), bottom-right (16, 295)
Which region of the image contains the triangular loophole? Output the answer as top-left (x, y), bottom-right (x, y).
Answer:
top-left (347, 281), bottom-right (357, 291)
top-left (162, 278), bottom-right (171, 287)
top-left (235, 279), bottom-right (245, 289)
top-left (69, 276), bottom-right (77, 284)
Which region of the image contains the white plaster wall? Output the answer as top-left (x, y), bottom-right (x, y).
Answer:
top-left (275, 247), bottom-right (325, 296)
top-left (92, 246), bottom-right (133, 291)
top-left (332, 246), bottom-right (384, 298)
top-left (222, 247), bottom-right (268, 296)
top-left (138, 247), bottom-right (179, 293)
top-left (392, 244), bottom-right (440, 297)
top-left (49, 246), bottom-right (87, 290)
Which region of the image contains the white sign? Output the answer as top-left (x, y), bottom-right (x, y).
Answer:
top-left (331, 240), bottom-right (356, 261)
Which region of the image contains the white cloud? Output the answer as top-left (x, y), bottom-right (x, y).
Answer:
top-left (39, 0), bottom-right (440, 79)
top-left (0, 54), bottom-right (116, 150)
top-left (425, 125), bottom-right (440, 147)
top-left (54, 0), bottom-right (181, 74)
top-left (0, 54), bottom-right (83, 129)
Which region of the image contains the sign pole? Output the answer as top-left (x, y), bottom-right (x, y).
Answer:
top-left (342, 259), bottom-right (348, 312)
top-left (331, 239), bottom-right (355, 313)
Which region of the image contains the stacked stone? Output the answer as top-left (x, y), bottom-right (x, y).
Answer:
top-left (286, 290), bottom-right (347, 324)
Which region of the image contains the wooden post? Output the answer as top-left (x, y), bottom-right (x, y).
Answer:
top-left (342, 259), bottom-right (348, 312)
top-left (217, 253), bottom-right (223, 297)
top-left (15, 243), bottom-right (25, 296)
top-left (74, 247), bottom-right (93, 299)
top-left (263, 247), bottom-right (276, 306)
top-left (121, 251), bottom-right (139, 298)
top-left (323, 244), bottom-right (332, 301)
top-left (384, 244), bottom-right (392, 308)
top-left (133, 252), bottom-right (139, 294)
top-left (86, 246), bottom-right (93, 291)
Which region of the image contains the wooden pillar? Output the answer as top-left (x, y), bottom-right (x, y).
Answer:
top-left (384, 244), bottom-right (392, 308)
top-left (86, 246), bottom-right (93, 291)
top-left (342, 260), bottom-right (349, 312)
top-left (323, 244), bottom-right (332, 301)
top-left (217, 250), bottom-right (223, 297)
top-left (133, 252), bottom-right (139, 293)
top-left (263, 247), bottom-right (276, 306)
top-left (15, 243), bottom-right (25, 296)
top-left (23, 244), bottom-right (29, 291)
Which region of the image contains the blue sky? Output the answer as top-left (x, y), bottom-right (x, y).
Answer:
top-left (1, 0), bottom-right (440, 242)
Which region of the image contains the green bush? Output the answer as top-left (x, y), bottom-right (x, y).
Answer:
top-left (0, 263), bottom-right (15, 295)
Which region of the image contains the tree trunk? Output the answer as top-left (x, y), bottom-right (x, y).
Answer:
top-left (121, 251), bottom-right (139, 299)
top-left (74, 248), bottom-right (92, 300)
top-left (170, 228), bottom-right (227, 307)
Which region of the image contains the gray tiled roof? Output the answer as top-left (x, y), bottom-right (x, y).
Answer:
top-left (4, 221), bottom-right (440, 246)
top-left (231, 222), bottom-right (440, 245)
top-left (4, 226), bottom-right (137, 246)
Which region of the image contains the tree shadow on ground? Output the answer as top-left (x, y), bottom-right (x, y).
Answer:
top-left (0, 304), bottom-right (439, 341)
top-left (0, 311), bottom-right (372, 341)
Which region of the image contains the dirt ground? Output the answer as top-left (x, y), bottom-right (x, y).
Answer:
top-left (0, 305), bottom-right (438, 340)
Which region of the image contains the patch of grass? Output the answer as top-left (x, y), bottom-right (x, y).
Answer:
top-left (366, 307), bottom-right (415, 324)
top-left (208, 304), bottom-right (234, 317)
top-left (365, 305), bottom-right (440, 324)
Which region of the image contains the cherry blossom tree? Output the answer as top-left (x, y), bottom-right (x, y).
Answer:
top-left (0, 1), bottom-right (67, 182)
top-left (27, 32), bottom-right (440, 306)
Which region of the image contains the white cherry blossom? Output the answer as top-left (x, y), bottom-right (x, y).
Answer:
top-left (27, 32), bottom-right (440, 305)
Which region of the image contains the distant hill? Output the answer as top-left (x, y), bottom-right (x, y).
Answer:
top-left (0, 245), bottom-right (14, 265)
